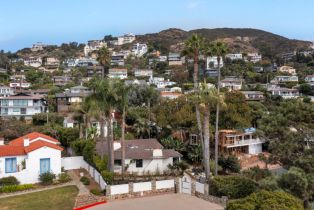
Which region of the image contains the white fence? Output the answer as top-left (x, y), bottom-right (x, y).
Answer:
top-left (195, 181), bottom-right (205, 194)
top-left (133, 181), bottom-right (152, 192)
top-left (110, 184), bottom-right (129, 195)
top-left (156, 179), bottom-right (175, 190)
top-left (62, 156), bottom-right (107, 190)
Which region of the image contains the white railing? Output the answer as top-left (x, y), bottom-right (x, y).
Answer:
top-left (62, 156), bottom-right (107, 189)
top-left (225, 138), bottom-right (265, 147)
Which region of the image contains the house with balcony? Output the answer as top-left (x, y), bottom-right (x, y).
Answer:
top-left (269, 87), bottom-right (299, 99)
top-left (305, 75), bottom-right (314, 90)
top-left (221, 76), bottom-right (243, 91)
top-left (87, 65), bottom-right (105, 78)
top-left (0, 85), bottom-right (14, 97)
top-left (31, 42), bottom-right (46, 52)
top-left (114, 33), bottom-right (136, 46)
top-left (271, 75), bottom-right (299, 84)
top-left (84, 40), bottom-right (107, 56)
top-left (225, 53), bottom-right (243, 61)
top-left (111, 54), bottom-right (125, 66)
top-left (52, 76), bottom-right (74, 87)
top-left (278, 66), bottom-right (296, 75)
top-left (219, 129), bottom-right (265, 155)
top-left (97, 139), bottom-right (181, 175)
top-left (134, 69), bottom-right (153, 78)
top-left (168, 53), bottom-right (184, 66)
top-left (206, 56), bottom-right (224, 69)
top-left (55, 86), bottom-right (91, 113)
top-left (108, 68), bottom-right (128, 79)
top-left (0, 132), bottom-right (63, 184)
top-left (241, 91), bottom-right (265, 101)
top-left (245, 53), bottom-right (262, 63)
top-left (43, 57), bottom-right (60, 69)
top-left (132, 43), bottom-right (148, 57)
top-left (0, 93), bottom-right (47, 120)
top-left (24, 57), bottom-right (42, 68)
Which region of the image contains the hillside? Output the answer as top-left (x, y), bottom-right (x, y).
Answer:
top-left (137, 28), bottom-right (311, 56)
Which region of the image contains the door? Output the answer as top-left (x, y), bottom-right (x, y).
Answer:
top-left (40, 158), bottom-right (50, 174)
top-left (181, 177), bottom-right (191, 194)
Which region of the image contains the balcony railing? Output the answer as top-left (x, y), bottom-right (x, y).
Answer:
top-left (223, 138), bottom-right (265, 147)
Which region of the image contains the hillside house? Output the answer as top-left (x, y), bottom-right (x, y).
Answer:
top-left (220, 76), bottom-right (243, 91)
top-left (245, 53), bottom-right (262, 63)
top-left (206, 56), bottom-right (223, 69)
top-left (226, 53), bottom-right (243, 61)
top-left (134, 69), bottom-right (153, 77)
top-left (108, 68), bottom-right (128, 79)
top-left (278, 66), bottom-right (296, 75)
top-left (219, 129), bottom-right (265, 155)
top-left (0, 93), bottom-right (47, 120)
top-left (241, 91), bottom-right (265, 101)
top-left (53, 76), bottom-right (74, 87)
top-left (269, 87), bottom-right (299, 99)
top-left (271, 75), bottom-right (299, 84)
top-left (24, 57), bottom-right (42, 68)
top-left (84, 40), bottom-right (107, 56)
top-left (0, 85), bottom-right (14, 97)
top-left (168, 53), bottom-right (183, 66)
top-left (115, 33), bottom-right (136, 45)
top-left (132, 43), bottom-right (148, 57)
top-left (0, 132), bottom-right (63, 184)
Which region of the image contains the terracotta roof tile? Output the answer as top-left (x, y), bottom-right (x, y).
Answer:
top-left (9, 132), bottom-right (59, 146)
top-left (24, 141), bottom-right (63, 153)
top-left (0, 146), bottom-right (26, 157)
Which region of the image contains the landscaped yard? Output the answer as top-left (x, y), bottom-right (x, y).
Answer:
top-left (0, 185), bottom-right (78, 210)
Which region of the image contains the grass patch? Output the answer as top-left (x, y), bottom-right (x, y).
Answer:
top-left (0, 185), bottom-right (78, 210)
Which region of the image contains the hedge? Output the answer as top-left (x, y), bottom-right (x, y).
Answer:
top-left (0, 176), bottom-right (19, 186)
top-left (0, 184), bottom-right (34, 193)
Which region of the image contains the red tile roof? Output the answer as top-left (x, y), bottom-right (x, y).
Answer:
top-left (0, 132), bottom-right (63, 157)
top-left (9, 132), bottom-right (59, 146)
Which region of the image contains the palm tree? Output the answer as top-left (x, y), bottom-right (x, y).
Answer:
top-left (208, 41), bottom-right (228, 176)
top-left (97, 46), bottom-right (111, 78)
top-left (142, 86), bottom-right (157, 138)
top-left (116, 81), bottom-right (131, 175)
top-left (182, 34), bottom-right (206, 161)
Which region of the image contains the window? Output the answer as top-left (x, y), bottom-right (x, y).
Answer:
top-left (20, 108), bottom-right (27, 115)
top-left (5, 158), bottom-right (17, 173)
top-left (13, 100), bottom-right (28, 106)
top-left (114, 159), bottom-right (122, 166)
top-left (40, 158), bottom-right (50, 174)
top-left (135, 159), bottom-right (143, 168)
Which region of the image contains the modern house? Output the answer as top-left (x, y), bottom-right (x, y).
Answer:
top-left (134, 69), bottom-right (153, 78)
top-left (87, 65), bottom-right (105, 78)
top-left (220, 76), bottom-right (243, 91)
top-left (111, 54), bottom-right (125, 66)
top-left (219, 129), bottom-right (265, 155)
top-left (206, 56), bottom-right (223, 69)
top-left (84, 40), bottom-right (107, 56)
top-left (108, 68), bottom-right (128, 79)
top-left (52, 76), bottom-right (74, 87)
top-left (160, 91), bottom-right (183, 100)
top-left (31, 42), bottom-right (46, 51)
top-left (55, 86), bottom-right (91, 113)
top-left (168, 53), bottom-right (183, 66)
top-left (24, 57), bottom-right (42, 68)
top-left (0, 93), bottom-right (47, 120)
top-left (149, 77), bottom-right (176, 88)
top-left (0, 85), bottom-right (14, 97)
top-left (43, 57), bottom-right (60, 69)
top-left (124, 79), bottom-right (147, 86)
top-left (98, 139), bottom-right (182, 175)
top-left (241, 91), bottom-right (265, 101)
top-left (245, 53), bottom-right (262, 63)
top-left (9, 82), bottom-right (31, 89)
top-left (278, 66), bottom-right (296, 75)
top-left (0, 132), bottom-right (63, 184)
top-left (271, 75), bottom-right (299, 84)
top-left (132, 43), bottom-right (148, 57)
top-left (115, 33), bottom-right (136, 45)
top-left (305, 75), bottom-right (314, 83)
top-left (269, 87), bottom-right (299, 99)
top-left (225, 53), bottom-right (243, 61)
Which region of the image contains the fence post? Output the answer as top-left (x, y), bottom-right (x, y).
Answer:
top-left (191, 179), bottom-right (196, 196)
top-left (175, 177), bottom-right (181, 193)
top-left (129, 182), bottom-right (134, 195)
top-left (152, 179), bottom-right (156, 192)
top-left (204, 182), bottom-right (209, 196)
top-left (105, 185), bottom-right (111, 197)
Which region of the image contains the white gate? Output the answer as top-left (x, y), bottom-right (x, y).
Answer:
top-left (181, 177), bottom-right (191, 194)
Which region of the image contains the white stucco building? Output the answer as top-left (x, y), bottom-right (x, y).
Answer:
top-left (132, 43), bottom-right (148, 57)
top-left (108, 68), bottom-right (128, 79)
top-left (84, 40), bottom-right (107, 56)
top-left (98, 139), bottom-right (181, 175)
top-left (225, 53), bottom-right (243, 61)
top-left (0, 132), bottom-right (63, 184)
top-left (0, 85), bottom-right (14, 97)
top-left (206, 56), bottom-right (224, 69)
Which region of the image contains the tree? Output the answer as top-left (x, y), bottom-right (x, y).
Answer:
top-left (226, 190), bottom-right (304, 210)
top-left (218, 155), bottom-right (241, 173)
top-left (182, 34), bottom-right (207, 175)
top-left (208, 41), bottom-right (228, 176)
top-left (96, 46), bottom-right (110, 78)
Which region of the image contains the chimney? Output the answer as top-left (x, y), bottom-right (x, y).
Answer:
top-left (153, 149), bottom-right (163, 157)
top-left (24, 137), bottom-right (30, 147)
top-left (0, 137), bottom-right (4, 146)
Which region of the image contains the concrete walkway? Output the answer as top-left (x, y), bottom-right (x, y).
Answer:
top-left (67, 170), bottom-right (90, 195)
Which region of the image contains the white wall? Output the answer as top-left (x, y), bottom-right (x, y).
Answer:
top-left (195, 182), bottom-right (205, 194)
top-left (110, 184), bottom-right (129, 195)
top-left (249, 144), bottom-right (262, 155)
top-left (133, 181), bottom-right (152, 192)
top-left (156, 179), bottom-right (175, 190)
top-left (125, 157), bottom-right (173, 175)
top-left (0, 147), bottom-right (61, 184)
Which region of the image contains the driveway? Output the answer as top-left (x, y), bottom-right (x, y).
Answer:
top-left (90, 194), bottom-right (224, 210)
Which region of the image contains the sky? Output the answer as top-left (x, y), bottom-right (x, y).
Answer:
top-left (1, 0), bottom-right (314, 52)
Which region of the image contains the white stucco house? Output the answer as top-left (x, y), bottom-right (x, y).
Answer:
top-left (97, 139), bottom-right (182, 175)
top-left (0, 132), bottom-right (63, 184)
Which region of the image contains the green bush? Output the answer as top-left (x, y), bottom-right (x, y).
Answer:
top-left (218, 155), bottom-right (241, 173)
top-left (58, 173), bottom-right (72, 183)
top-left (242, 166), bottom-right (271, 181)
top-left (90, 188), bottom-right (103, 196)
top-left (209, 175), bottom-right (258, 199)
top-left (226, 190), bottom-right (304, 210)
top-left (0, 176), bottom-right (20, 186)
top-left (39, 172), bottom-right (56, 185)
top-left (80, 176), bottom-right (90, 185)
top-left (258, 177), bottom-right (280, 191)
top-left (0, 184), bottom-right (34, 193)
top-left (101, 171), bottom-right (114, 184)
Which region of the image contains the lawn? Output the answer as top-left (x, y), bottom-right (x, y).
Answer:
top-left (0, 185), bottom-right (78, 210)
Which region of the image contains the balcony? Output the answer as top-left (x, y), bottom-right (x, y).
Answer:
top-left (223, 138), bottom-right (265, 148)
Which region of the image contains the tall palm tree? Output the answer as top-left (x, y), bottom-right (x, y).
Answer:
top-left (116, 81), bottom-right (131, 175)
top-left (208, 41), bottom-right (228, 176)
top-left (142, 86), bottom-right (157, 138)
top-left (97, 46), bottom-right (111, 78)
top-left (182, 34), bottom-right (206, 160)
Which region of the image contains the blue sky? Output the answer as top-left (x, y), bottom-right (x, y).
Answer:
top-left (1, 0), bottom-right (314, 52)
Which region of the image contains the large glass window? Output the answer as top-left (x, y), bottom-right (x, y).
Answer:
top-left (40, 158), bottom-right (50, 174)
top-left (13, 100), bottom-right (28, 106)
top-left (5, 158), bottom-right (17, 173)
top-left (20, 108), bottom-right (27, 115)
top-left (1, 99), bottom-right (9, 106)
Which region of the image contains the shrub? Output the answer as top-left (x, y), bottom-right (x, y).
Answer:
top-left (58, 173), bottom-right (72, 183)
top-left (39, 172), bottom-right (56, 185)
top-left (101, 171), bottom-right (114, 184)
top-left (226, 190), bottom-right (304, 210)
top-left (209, 175), bottom-right (258, 199)
top-left (80, 176), bottom-right (90, 185)
top-left (258, 177), bottom-right (280, 191)
top-left (0, 184), bottom-right (34, 193)
top-left (90, 188), bottom-right (103, 196)
top-left (218, 155), bottom-right (241, 173)
top-left (242, 166), bottom-right (272, 181)
top-left (0, 176), bottom-right (19, 186)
